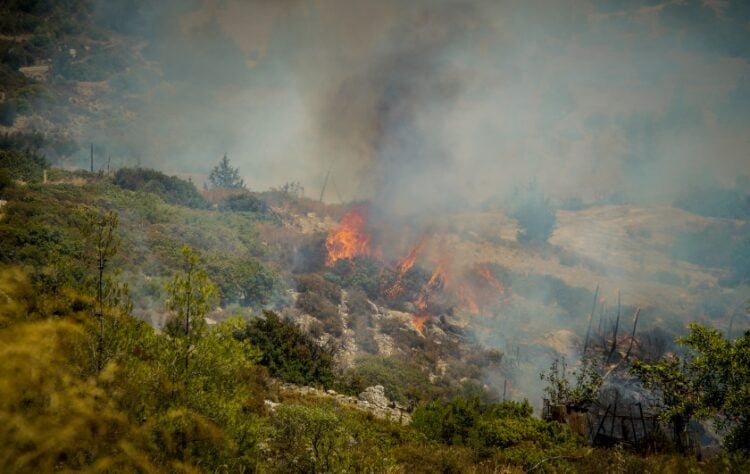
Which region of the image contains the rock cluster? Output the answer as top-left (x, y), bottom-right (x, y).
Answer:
top-left (273, 383), bottom-right (411, 425)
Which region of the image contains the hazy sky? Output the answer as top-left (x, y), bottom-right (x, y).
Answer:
top-left (110, 0), bottom-right (750, 212)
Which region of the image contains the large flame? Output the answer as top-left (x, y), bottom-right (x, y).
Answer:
top-left (397, 236), bottom-right (428, 277)
top-left (385, 236), bottom-right (430, 298)
top-left (325, 208), bottom-right (371, 266)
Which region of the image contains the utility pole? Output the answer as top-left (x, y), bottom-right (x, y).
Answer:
top-left (90, 143), bottom-right (94, 173)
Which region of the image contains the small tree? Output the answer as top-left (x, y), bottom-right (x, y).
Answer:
top-left (79, 209), bottom-right (121, 372)
top-left (540, 357), bottom-right (602, 409)
top-left (208, 153), bottom-right (245, 189)
top-left (631, 324), bottom-right (750, 455)
top-left (165, 246), bottom-right (218, 372)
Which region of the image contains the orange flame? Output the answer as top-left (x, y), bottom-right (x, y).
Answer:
top-left (477, 265), bottom-right (505, 294)
top-left (412, 314), bottom-right (429, 334)
top-left (457, 284), bottom-right (479, 314)
top-left (426, 257), bottom-right (450, 290)
top-left (415, 294), bottom-right (428, 312)
top-left (385, 237), bottom-right (429, 299)
top-left (397, 236), bottom-right (428, 277)
top-left (325, 208), bottom-right (371, 266)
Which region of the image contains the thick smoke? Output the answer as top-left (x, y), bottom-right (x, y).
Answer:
top-left (80, 0), bottom-right (750, 211)
top-left (69, 0), bottom-right (750, 404)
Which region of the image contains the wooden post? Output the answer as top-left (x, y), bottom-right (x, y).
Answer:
top-left (638, 403), bottom-right (647, 439)
top-left (595, 404), bottom-right (611, 439)
top-left (503, 379), bottom-right (507, 401)
top-left (583, 284), bottom-right (599, 354)
top-left (624, 308), bottom-right (641, 361)
top-left (607, 290), bottom-right (621, 363)
top-left (610, 390), bottom-right (619, 436)
top-left (319, 162), bottom-right (333, 202)
top-left (629, 405), bottom-right (638, 445)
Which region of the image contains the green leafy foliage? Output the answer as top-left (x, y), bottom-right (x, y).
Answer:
top-left (540, 357), bottom-right (602, 409)
top-left (337, 356), bottom-right (436, 406)
top-left (113, 167), bottom-right (209, 209)
top-left (218, 192), bottom-right (269, 213)
top-left (412, 396), bottom-right (581, 451)
top-left (164, 245), bottom-right (218, 341)
top-left (208, 153), bottom-right (244, 189)
top-left (633, 324), bottom-right (750, 455)
top-left (207, 256), bottom-right (285, 308)
top-left (0, 148), bottom-right (46, 183)
top-left (235, 311), bottom-right (335, 387)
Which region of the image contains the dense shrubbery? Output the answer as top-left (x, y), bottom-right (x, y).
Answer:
top-left (113, 167), bottom-right (208, 208)
top-left (235, 311), bottom-right (335, 387)
top-left (0, 148), bottom-right (47, 183)
top-left (218, 192), bottom-right (269, 213)
top-left (0, 178), bottom-right (747, 471)
top-left (411, 396), bottom-right (590, 471)
top-left (632, 324), bottom-right (750, 455)
top-left (207, 256), bottom-right (285, 308)
top-left (326, 255), bottom-right (385, 299)
top-left (337, 356), bottom-right (436, 405)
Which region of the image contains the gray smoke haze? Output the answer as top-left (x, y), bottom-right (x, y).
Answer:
top-left (82, 0), bottom-right (750, 215)
top-left (70, 0), bottom-right (750, 404)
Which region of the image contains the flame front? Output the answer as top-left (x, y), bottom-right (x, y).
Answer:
top-left (397, 236), bottom-right (428, 277)
top-left (325, 208), bottom-right (371, 267)
top-left (477, 264), bottom-right (505, 294)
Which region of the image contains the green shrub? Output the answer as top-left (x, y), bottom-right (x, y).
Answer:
top-left (207, 257), bottom-right (285, 308)
top-left (336, 356), bottom-right (435, 405)
top-left (412, 396), bottom-right (579, 453)
top-left (113, 167), bottom-right (208, 208)
top-left (0, 149), bottom-right (46, 183)
top-left (234, 311), bottom-right (335, 387)
top-left (218, 192), bottom-right (268, 213)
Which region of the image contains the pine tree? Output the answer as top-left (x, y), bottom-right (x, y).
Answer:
top-left (208, 153), bottom-right (245, 189)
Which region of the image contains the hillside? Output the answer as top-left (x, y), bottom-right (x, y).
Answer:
top-left (2, 1), bottom-right (750, 472)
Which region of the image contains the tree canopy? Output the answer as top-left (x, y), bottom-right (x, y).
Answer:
top-left (208, 153), bottom-right (245, 189)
